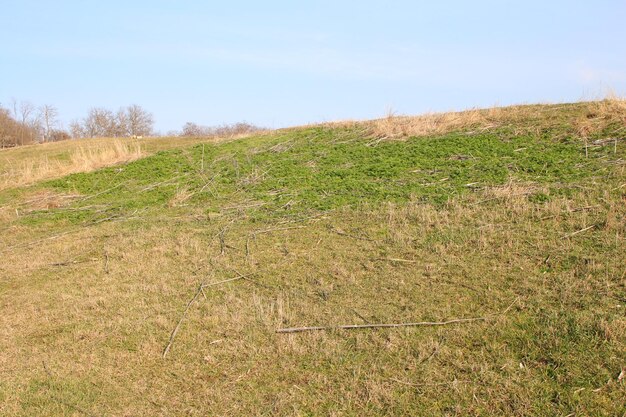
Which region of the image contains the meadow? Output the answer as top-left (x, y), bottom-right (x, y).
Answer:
top-left (0, 100), bottom-right (624, 416)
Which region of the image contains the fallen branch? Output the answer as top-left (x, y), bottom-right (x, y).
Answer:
top-left (200, 272), bottom-right (257, 289)
top-left (0, 229), bottom-right (80, 253)
top-left (539, 205), bottom-right (600, 221)
top-left (253, 225), bottom-right (306, 235)
top-left (563, 224), bottom-right (596, 239)
top-left (276, 317), bottom-right (485, 334)
top-left (162, 271), bottom-right (257, 358)
top-left (388, 377), bottom-right (470, 388)
top-left (377, 257), bottom-right (417, 264)
top-left (162, 284), bottom-right (204, 358)
top-left (330, 228), bottom-right (376, 242)
top-left (79, 182), bottom-right (125, 202)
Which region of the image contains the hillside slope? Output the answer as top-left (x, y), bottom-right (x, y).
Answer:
top-left (0, 100), bottom-right (624, 416)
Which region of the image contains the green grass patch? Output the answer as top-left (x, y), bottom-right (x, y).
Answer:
top-left (23, 125), bottom-right (616, 226)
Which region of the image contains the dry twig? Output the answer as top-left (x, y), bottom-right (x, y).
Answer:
top-left (276, 317), bottom-right (486, 334)
top-left (162, 271), bottom-right (257, 358)
top-left (563, 224), bottom-right (596, 239)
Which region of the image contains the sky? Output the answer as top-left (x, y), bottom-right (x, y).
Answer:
top-left (1, 0), bottom-right (625, 133)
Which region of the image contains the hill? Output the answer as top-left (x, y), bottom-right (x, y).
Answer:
top-left (0, 100), bottom-right (624, 415)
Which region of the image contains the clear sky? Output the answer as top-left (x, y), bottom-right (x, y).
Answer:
top-left (1, 0), bottom-right (625, 133)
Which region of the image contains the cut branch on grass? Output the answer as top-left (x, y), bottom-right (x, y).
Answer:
top-left (563, 224), bottom-right (596, 239)
top-left (388, 378), bottom-right (470, 388)
top-left (79, 182), bottom-right (125, 202)
top-left (0, 229), bottom-right (80, 253)
top-left (162, 271), bottom-right (258, 358)
top-left (200, 272), bottom-right (257, 289)
top-left (253, 225), bottom-right (307, 235)
top-left (330, 227), bottom-right (376, 242)
top-left (539, 205), bottom-right (600, 221)
top-left (162, 283), bottom-right (204, 358)
top-left (276, 317), bottom-right (486, 334)
top-left (277, 297), bottom-right (520, 334)
top-left (377, 257), bottom-right (418, 264)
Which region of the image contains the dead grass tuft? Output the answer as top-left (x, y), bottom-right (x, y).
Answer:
top-left (574, 96), bottom-right (626, 139)
top-left (168, 188), bottom-right (194, 207)
top-left (368, 108), bottom-right (492, 140)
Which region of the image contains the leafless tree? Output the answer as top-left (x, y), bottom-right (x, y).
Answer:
top-left (181, 122), bottom-right (208, 137)
top-left (70, 104), bottom-right (154, 138)
top-left (69, 120), bottom-right (85, 139)
top-left (115, 108), bottom-right (129, 137)
top-left (125, 104), bottom-right (154, 137)
top-left (39, 104), bottom-right (59, 142)
top-left (180, 121), bottom-right (265, 138)
top-left (83, 107), bottom-right (117, 138)
top-left (9, 99), bottom-right (40, 143)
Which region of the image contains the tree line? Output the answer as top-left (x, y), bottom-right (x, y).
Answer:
top-left (0, 99), bottom-right (266, 148)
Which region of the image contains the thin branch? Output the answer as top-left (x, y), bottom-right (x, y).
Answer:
top-left (200, 272), bottom-right (257, 289)
top-left (377, 257), bottom-right (417, 264)
top-left (276, 317), bottom-right (486, 334)
top-left (563, 224), bottom-right (596, 239)
top-left (253, 225), bottom-right (306, 235)
top-left (79, 182), bottom-right (125, 202)
top-left (330, 228), bottom-right (376, 242)
top-left (539, 205), bottom-right (599, 221)
top-left (0, 229), bottom-right (79, 253)
top-left (162, 271), bottom-right (258, 358)
top-left (162, 284), bottom-right (204, 358)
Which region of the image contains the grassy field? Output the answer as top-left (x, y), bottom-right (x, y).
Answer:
top-left (0, 100), bottom-right (624, 416)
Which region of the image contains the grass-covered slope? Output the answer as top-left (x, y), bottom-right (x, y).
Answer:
top-left (0, 101), bottom-right (624, 415)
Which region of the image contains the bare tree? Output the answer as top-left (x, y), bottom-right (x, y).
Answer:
top-left (10, 99), bottom-right (39, 143)
top-left (69, 120), bottom-right (85, 138)
top-left (39, 104), bottom-right (59, 142)
top-left (83, 107), bottom-right (117, 138)
top-left (180, 121), bottom-right (265, 138)
top-left (181, 122), bottom-right (209, 137)
top-left (125, 104), bottom-right (154, 137)
top-left (69, 105), bottom-right (154, 138)
top-left (116, 108), bottom-right (129, 137)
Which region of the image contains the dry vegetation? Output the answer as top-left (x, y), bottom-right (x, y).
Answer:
top-left (322, 97), bottom-right (626, 142)
top-left (1, 140), bottom-right (141, 190)
top-left (0, 136), bottom-right (230, 191)
top-left (0, 100), bottom-right (624, 416)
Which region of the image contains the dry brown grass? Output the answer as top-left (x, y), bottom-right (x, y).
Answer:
top-left (320, 96), bottom-right (626, 141)
top-left (574, 96), bottom-right (626, 139)
top-left (168, 187), bottom-right (194, 207)
top-left (0, 135), bottom-right (232, 192)
top-left (0, 178), bottom-right (623, 415)
top-left (0, 139), bottom-right (142, 190)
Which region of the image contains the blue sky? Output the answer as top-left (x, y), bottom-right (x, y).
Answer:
top-left (1, 0), bottom-right (625, 133)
